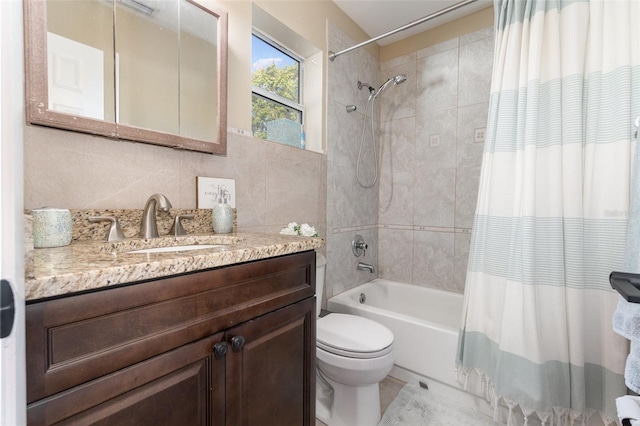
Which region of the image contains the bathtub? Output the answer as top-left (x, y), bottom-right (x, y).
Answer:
top-left (326, 278), bottom-right (464, 389)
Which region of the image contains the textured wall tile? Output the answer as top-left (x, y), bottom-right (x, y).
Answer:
top-left (23, 124), bottom-right (325, 234)
top-left (454, 232), bottom-right (472, 293)
top-left (455, 166), bottom-right (481, 229)
top-left (460, 26), bottom-right (493, 46)
top-left (317, 158), bottom-right (328, 226)
top-left (328, 164), bottom-right (378, 228)
top-left (417, 48), bottom-right (459, 114)
top-left (378, 228), bottom-right (413, 283)
top-left (227, 133), bottom-right (268, 229)
top-left (458, 36), bottom-right (494, 107)
top-left (414, 168), bottom-right (456, 228)
top-left (379, 170), bottom-right (415, 226)
top-left (326, 231), bottom-right (354, 298)
top-left (25, 125), bottom-right (181, 209)
top-left (416, 107), bottom-right (457, 170)
top-left (327, 100), bottom-right (363, 169)
top-left (326, 228), bottom-right (378, 298)
top-left (455, 103), bottom-right (487, 228)
top-left (412, 230), bottom-right (454, 290)
top-left (379, 62), bottom-right (416, 122)
top-left (356, 47), bottom-right (381, 114)
top-left (327, 22), bottom-right (359, 108)
top-left (265, 142), bottom-right (322, 226)
top-left (416, 37), bottom-right (459, 60)
top-left (380, 116), bottom-right (415, 174)
top-left (326, 22), bottom-right (492, 298)
top-left (380, 52), bottom-right (416, 71)
top-left (456, 104), bottom-right (487, 161)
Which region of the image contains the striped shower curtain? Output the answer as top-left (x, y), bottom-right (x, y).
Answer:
top-left (456, 1), bottom-right (640, 424)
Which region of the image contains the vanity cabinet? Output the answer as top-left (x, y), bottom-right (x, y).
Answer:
top-left (25, 251), bottom-right (316, 425)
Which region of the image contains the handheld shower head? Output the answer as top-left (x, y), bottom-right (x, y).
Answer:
top-left (394, 74), bottom-right (407, 85)
top-left (374, 74), bottom-right (407, 98)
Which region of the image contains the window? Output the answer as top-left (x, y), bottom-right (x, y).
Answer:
top-left (251, 32), bottom-right (304, 146)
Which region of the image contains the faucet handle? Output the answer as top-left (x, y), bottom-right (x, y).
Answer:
top-left (169, 214), bottom-right (195, 237)
top-left (352, 234), bottom-right (368, 257)
top-left (88, 216), bottom-right (126, 242)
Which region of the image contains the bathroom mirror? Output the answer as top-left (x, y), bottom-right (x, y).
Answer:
top-left (24, 0), bottom-right (228, 155)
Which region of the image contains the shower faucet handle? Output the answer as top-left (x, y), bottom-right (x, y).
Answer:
top-left (352, 234), bottom-right (368, 257)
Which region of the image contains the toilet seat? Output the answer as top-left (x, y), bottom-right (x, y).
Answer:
top-left (317, 313), bottom-right (394, 359)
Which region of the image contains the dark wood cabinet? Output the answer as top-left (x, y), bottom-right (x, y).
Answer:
top-left (226, 298), bottom-right (315, 426)
top-left (26, 251), bottom-right (316, 425)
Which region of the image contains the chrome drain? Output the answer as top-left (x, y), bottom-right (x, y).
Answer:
top-left (359, 293), bottom-right (366, 304)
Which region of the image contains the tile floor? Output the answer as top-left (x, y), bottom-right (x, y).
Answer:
top-left (315, 376), bottom-right (406, 426)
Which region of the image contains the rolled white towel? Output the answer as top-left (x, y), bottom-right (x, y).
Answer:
top-left (616, 395), bottom-right (640, 426)
top-left (627, 342), bottom-right (640, 394)
top-left (613, 297), bottom-right (640, 341)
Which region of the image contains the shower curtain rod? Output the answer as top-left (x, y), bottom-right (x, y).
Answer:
top-left (329, 0), bottom-right (479, 61)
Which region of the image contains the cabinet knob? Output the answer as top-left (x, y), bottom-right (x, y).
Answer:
top-left (213, 342), bottom-right (228, 359)
top-left (231, 336), bottom-right (245, 352)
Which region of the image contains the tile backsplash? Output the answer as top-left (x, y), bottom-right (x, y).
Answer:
top-left (24, 127), bottom-right (327, 237)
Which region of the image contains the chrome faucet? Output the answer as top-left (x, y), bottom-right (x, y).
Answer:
top-left (140, 193), bottom-right (172, 239)
top-left (357, 261), bottom-right (375, 273)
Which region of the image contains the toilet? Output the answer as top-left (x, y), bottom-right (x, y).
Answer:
top-left (315, 253), bottom-right (395, 426)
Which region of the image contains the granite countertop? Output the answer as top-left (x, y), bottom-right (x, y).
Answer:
top-left (25, 232), bottom-right (325, 301)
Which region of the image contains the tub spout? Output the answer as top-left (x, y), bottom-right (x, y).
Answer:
top-left (357, 261), bottom-right (375, 273)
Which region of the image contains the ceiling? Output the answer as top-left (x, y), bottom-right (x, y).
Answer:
top-left (332, 0), bottom-right (492, 46)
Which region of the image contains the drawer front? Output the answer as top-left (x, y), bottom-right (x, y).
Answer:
top-left (27, 251), bottom-right (315, 402)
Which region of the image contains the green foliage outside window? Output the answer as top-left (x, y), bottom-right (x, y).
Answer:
top-left (251, 64), bottom-right (300, 140)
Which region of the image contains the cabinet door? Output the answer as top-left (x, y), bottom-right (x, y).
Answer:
top-left (27, 333), bottom-right (226, 425)
top-left (226, 297), bottom-right (316, 426)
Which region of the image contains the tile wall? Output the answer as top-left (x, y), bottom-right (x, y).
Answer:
top-left (24, 125), bottom-right (327, 237)
top-left (326, 23), bottom-right (493, 298)
top-left (377, 26), bottom-right (494, 293)
top-left (325, 22), bottom-right (381, 300)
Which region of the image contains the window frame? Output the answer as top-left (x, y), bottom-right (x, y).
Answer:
top-left (251, 30), bottom-right (305, 127)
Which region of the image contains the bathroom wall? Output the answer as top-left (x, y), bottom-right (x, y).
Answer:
top-left (325, 19), bottom-right (494, 300)
top-left (24, 0), bottom-right (493, 299)
top-left (24, 125), bottom-right (326, 235)
top-left (23, 0), bottom-right (374, 236)
top-left (377, 26), bottom-right (494, 293)
top-left (325, 22), bottom-right (381, 300)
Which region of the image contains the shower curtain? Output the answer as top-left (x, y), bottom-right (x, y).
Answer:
top-left (456, 0), bottom-right (640, 424)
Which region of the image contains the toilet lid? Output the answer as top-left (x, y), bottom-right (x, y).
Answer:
top-left (317, 314), bottom-right (394, 358)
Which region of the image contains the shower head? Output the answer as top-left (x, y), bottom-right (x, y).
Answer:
top-left (374, 74), bottom-right (407, 98)
top-left (394, 74), bottom-right (407, 84)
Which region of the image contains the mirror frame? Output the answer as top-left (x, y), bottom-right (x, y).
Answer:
top-left (24, 0), bottom-right (228, 155)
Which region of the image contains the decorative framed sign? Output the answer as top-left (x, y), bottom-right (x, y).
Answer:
top-left (196, 177), bottom-right (236, 208)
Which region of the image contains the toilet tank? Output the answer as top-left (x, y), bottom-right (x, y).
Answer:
top-left (316, 253), bottom-right (326, 317)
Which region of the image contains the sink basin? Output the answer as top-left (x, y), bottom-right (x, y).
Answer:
top-left (100, 235), bottom-right (242, 254)
top-left (128, 244), bottom-right (226, 254)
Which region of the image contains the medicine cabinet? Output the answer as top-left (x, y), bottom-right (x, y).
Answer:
top-left (24, 0), bottom-right (228, 155)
